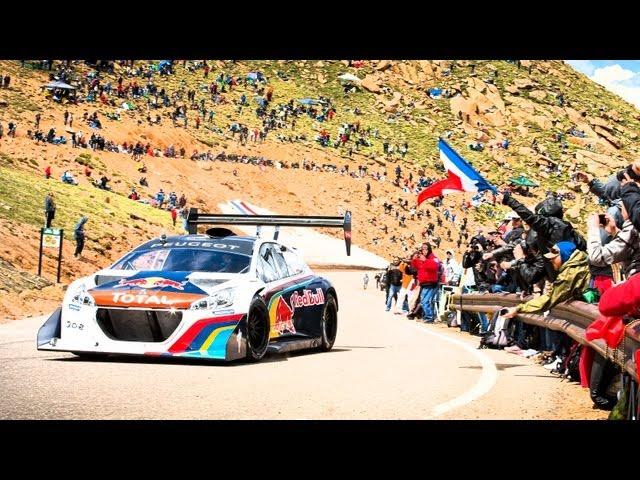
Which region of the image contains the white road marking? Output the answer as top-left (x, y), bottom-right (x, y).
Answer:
top-left (407, 323), bottom-right (498, 419)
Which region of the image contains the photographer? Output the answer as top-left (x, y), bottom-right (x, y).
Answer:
top-left (575, 161), bottom-right (640, 228)
top-left (410, 243), bottom-right (442, 323)
top-left (498, 191), bottom-right (586, 282)
top-left (500, 228), bottom-right (546, 297)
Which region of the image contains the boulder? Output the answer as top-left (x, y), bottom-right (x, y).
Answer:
top-left (483, 110), bottom-right (506, 127)
top-left (514, 78), bottom-right (535, 90)
top-left (505, 84), bottom-right (519, 95)
top-left (529, 90), bottom-right (547, 102)
top-left (361, 75), bottom-right (382, 93)
top-left (589, 116), bottom-right (614, 132)
top-left (376, 60), bottom-right (393, 71)
top-left (530, 115), bottom-right (553, 130)
top-left (594, 126), bottom-right (622, 149)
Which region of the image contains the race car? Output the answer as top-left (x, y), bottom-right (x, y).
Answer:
top-left (37, 209), bottom-right (352, 362)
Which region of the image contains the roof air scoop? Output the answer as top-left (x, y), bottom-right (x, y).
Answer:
top-left (205, 227), bottom-right (237, 238)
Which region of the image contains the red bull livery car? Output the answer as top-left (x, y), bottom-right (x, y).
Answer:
top-left (37, 210), bottom-right (352, 362)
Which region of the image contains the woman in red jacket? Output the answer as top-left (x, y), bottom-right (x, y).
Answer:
top-left (411, 243), bottom-right (442, 323)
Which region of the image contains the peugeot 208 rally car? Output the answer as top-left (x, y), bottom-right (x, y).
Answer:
top-left (37, 210), bottom-right (351, 362)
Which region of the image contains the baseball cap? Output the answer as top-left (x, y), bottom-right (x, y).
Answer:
top-left (544, 241), bottom-right (577, 263)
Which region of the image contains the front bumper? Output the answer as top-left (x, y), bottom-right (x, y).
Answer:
top-left (37, 306), bottom-right (247, 361)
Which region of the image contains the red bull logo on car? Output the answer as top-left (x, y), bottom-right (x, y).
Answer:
top-left (290, 288), bottom-right (325, 308)
top-left (274, 296), bottom-right (296, 335)
top-left (115, 277), bottom-right (186, 290)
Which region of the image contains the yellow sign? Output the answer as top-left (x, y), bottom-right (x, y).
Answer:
top-left (42, 228), bottom-right (61, 249)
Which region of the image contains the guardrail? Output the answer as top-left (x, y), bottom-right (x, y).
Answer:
top-left (449, 293), bottom-right (640, 381)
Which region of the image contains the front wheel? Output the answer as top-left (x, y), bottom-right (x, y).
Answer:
top-left (245, 296), bottom-right (270, 362)
top-left (319, 294), bottom-right (338, 351)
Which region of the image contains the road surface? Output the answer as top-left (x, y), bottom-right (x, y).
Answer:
top-left (0, 271), bottom-right (600, 419)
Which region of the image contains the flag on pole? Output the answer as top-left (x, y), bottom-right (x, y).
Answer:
top-left (417, 139), bottom-right (497, 206)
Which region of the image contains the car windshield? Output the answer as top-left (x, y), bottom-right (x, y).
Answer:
top-left (111, 248), bottom-right (251, 273)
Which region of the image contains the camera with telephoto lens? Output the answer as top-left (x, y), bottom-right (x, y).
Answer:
top-left (616, 165), bottom-right (640, 182)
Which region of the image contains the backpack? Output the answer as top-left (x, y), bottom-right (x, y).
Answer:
top-left (436, 259), bottom-right (445, 286)
top-left (445, 310), bottom-right (459, 328)
top-left (479, 310), bottom-right (511, 349)
top-left (560, 341), bottom-right (581, 382)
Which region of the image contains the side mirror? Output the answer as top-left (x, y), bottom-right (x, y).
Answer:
top-left (280, 245), bottom-right (287, 252)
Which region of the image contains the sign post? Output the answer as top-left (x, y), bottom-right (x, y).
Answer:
top-left (38, 228), bottom-right (63, 283)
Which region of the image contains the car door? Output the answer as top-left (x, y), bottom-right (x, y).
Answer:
top-left (257, 243), bottom-right (318, 339)
top-left (256, 243), bottom-right (295, 339)
top-left (276, 246), bottom-right (326, 338)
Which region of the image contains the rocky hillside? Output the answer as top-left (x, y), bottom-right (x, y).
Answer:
top-left (0, 59), bottom-right (637, 320)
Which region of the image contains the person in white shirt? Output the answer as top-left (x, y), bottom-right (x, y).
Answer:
top-left (443, 250), bottom-right (462, 286)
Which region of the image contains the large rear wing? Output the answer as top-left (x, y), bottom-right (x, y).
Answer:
top-left (187, 208), bottom-right (352, 255)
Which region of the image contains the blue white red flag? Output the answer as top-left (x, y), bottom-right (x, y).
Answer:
top-left (417, 139), bottom-right (497, 206)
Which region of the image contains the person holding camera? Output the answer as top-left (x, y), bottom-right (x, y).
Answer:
top-left (499, 227), bottom-right (546, 298)
top-left (410, 243), bottom-right (442, 323)
top-left (498, 191), bottom-right (586, 282)
top-left (589, 205), bottom-right (640, 273)
top-left (573, 163), bottom-right (640, 229)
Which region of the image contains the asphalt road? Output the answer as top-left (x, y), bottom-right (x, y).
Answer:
top-left (0, 271), bottom-right (589, 419)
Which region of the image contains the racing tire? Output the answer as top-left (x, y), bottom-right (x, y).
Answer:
top-left (319, 294), bottom-right (338, 351)
top-left (245, 296), bottom-right (270, 362)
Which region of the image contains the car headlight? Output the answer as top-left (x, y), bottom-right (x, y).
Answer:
top-left (69, 284), bottom-right (96, 307)
top-left (189, 287), bottom-right (235, 311)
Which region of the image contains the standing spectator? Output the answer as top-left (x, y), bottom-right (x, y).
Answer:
top-left (73, 216), bottom-right (88, 258)
top-left (395, 259), bottom-right (414, 314)
top-left (155, 189), bottom-right (165, 208)
top-left (363, 273), bottom-right (369, 290)
top-left (69, 113), bottom-right (73, 128)
top-left (180, 207), bottom-right (189, 233)
top-left (35, 113), bottom-right (41, 129)
top-left (411, 243), bottom-right (442, 323)
top-left (64, 110), bottom-right (69, 126)
top-left (443, 250), bottom-right (462, 286)
top-left (0, 122), bottom-right (3, 139)
top-left (44, 165), bottom-right (51, 179)
top-left (385, 260), bottom-right (403, 312)
top-left (171, 207), bottom-right (177, 227)
top-left (3, 74), bottom-right (10, 89)
top-left (44, 192), bottom-right (56, 228)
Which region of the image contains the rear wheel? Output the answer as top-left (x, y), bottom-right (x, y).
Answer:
top-left (245, 297), bottom-right (270, 362)
top-left (319, 294), bottom-right (338, 351)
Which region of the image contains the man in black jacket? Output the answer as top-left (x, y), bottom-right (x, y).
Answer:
top-left (44, 192), bottom-right (55, 228)
top-left (499, 228), bottom-right (546, 296)
top-left (498, 191), bottom-right (586, 281)
top-left (385, 261), bottom-right (403, 312)
top-left (619, 180), bottom-right (640, 231)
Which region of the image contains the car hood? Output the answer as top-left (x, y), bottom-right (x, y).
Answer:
top-left (87, 270), bottom-right (235, 309)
